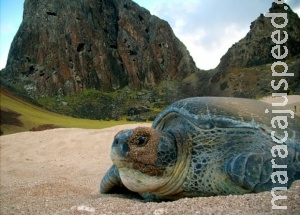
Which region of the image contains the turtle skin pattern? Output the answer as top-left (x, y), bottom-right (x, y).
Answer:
top-left (101, 97), bottom-right (300, 200)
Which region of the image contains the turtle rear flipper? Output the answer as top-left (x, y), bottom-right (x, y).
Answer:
top-left (225, 144), bottom-right (300, 192)
top-left (100, 165), bottom-right (130, 194)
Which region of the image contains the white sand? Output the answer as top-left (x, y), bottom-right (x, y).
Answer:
top-left (1, 98), bottom-right (300, 214)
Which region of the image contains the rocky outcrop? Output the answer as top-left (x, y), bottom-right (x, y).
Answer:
top-left (1, 0), bottom-right (198, 97)
top-left (215, 3), bottom-right (300, 72)
top-left (207, 3), bottom-right (300, 97)
top-left (2, 1), bottom-right (299, 103)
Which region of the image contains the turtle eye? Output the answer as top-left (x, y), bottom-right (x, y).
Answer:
top-left (136, 136), bottom-right (148, 147)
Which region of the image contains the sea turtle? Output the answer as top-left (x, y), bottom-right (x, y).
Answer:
top-left (100, 97), bottom-right (300, 201)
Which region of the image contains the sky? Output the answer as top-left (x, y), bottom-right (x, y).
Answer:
top-left (0, 1), bottom-right (300, 70)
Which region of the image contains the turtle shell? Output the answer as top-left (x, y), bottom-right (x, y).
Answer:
top-left (152, 97), bottom-right (300, 142)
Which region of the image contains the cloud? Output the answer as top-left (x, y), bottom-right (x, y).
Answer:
top-left (286, 0), bottom-right (300, 8)
top-left (0, 47), bottom-right (9, 70)
top-left (0, 24), bottom-right (16, 34)
top-left (0, 23), bottom-right (20, 69)
top-left (148, 0), bottom-right (284, 70)
top-left (0, 25), bottom-right (17, 69)
top-left (177, 24), bottom-right (248, 70)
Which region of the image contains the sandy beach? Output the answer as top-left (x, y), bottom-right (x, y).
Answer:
top-left (1, 96), bottom-right (300, 214)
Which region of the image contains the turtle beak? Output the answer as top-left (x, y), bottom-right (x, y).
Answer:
top-left (111, 138), bottom-right (130, 158)
top-left (110, 130), bottom-right (132, 163)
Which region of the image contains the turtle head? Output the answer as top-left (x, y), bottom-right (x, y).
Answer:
top-left (110, 127), bottom-right (177, 193)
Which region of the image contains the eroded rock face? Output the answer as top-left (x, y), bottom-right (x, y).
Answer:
top-left (208, 2), bottom-right (300, 97)
top-left (2, 0), bottom-right (197, 97)
top-left (215, 3), bottom-right (300, 72)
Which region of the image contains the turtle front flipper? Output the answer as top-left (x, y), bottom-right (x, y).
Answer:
top-left (100, 165), bottom-right (129, 194)
top-left (225, 143), bottom-right (300, 193)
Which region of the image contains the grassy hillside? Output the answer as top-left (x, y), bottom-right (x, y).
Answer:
top-left (0, 88), bottom-right (137, 135)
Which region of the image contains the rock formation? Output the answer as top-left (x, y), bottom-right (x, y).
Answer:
top-left (1, 1), bottom-right (299, 105)
top-left (207, 2), bottom-right (300, 97)
top-left (217, 3), bottom-right (300, 70)
top-left (1, 0), bottom-right (198, 97)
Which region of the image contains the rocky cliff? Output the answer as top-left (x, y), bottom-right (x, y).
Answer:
top-left (206, 2), bottom-right (300, 97)
top-left (1, 1), bottom-right (300, 121)
top-left (1, 0), bottom-right (198, 97)
top-left (217, 3), bottom-right (300, 69)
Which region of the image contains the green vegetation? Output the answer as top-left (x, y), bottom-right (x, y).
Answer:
top-left (1, 78), bottom-right (190, 135)
top-left (0, 88), bottom-right (138, 135)
top-left (35, 83), bottom-right (184, 121)
top-left (37, 89), bottom-right (120, 120)
top-left (0, 77), bottom-right (202, 136)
